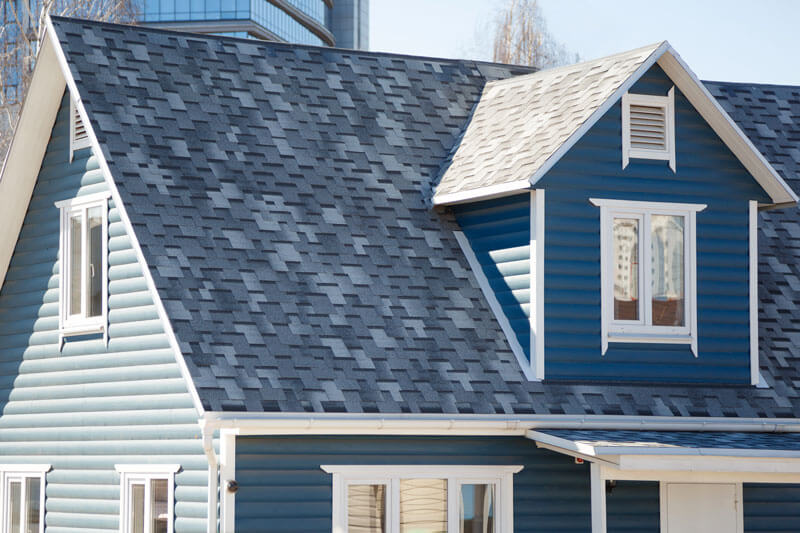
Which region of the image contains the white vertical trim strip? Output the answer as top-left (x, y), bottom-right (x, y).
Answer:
top-left (590, 463), bottom-right (606, 533)
top-left (453, 231), bottom-right (538, 381)
top-left (621, 93), bottom-right (631, 169)
top-left (534, 189), bottom-right (546, 379)
top-left (749, 200), bottom-right (759, 385)
top-left (599, 205), bottom-right (610, 355)
top-left (219, 431), bottom-right (236, 533)
top-left (689, 210), bottom-right (698, 357)
top-left (667, 86), bottom-right (676, 172)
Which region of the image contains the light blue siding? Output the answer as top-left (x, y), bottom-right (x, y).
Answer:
top-left (235, 436), bottom-right (592, 532)
top-left (453, 195), bottom-right (531, 361)
top-left (0, 93), bottom-right (207, 532)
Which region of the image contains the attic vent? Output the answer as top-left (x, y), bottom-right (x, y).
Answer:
top-left (69, 97), bottom-right (91, 161)
top-left (622, 87), bottom-right (675, 172)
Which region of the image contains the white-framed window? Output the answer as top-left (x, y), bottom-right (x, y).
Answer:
top-left (0, 465), bottom-right (50, 533)
top-left (321, 465), bottom-right (522, 533)
top-left (622, 88), bottom-right (676, 172)
top-left (69, 97), bottom-right (92, 162)
top-left (55, 192), bottom-right (110, 342)
top-left (591, 198), bottom-right (706, 356)
top-left (116, 465), bottom-right (179, 533)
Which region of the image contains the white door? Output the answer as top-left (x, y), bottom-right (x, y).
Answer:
top-left (662, 483), bottom-right (742, 533)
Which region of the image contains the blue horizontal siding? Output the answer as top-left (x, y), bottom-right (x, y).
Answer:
top-left (0, 93), bottom-right (206, 532)
top-left (744, 483), bottom-right (800, 532)
top-left (235, 436), bottom-right (592, 532)
top-left (537, 63), bottom-right (769, 383)
top-left (453, 194), bottom-right (531, 361)
top-left (606, 481), bottom-right (660, 532)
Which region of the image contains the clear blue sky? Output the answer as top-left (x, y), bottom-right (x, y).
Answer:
top-left (370, 0), bottom-right (800, 85)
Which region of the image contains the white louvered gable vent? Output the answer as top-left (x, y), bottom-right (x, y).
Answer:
top-left (622, 87), bottom-right (675, 172)
top-left (69, 96), bottom-right (92, 161)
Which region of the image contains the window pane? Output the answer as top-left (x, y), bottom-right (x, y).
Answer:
top-left (399, 479), bottom-right (447, 533)
top-left (151, 478), bottom-right (169, 533)
top-left (69, 213), bottom-right (82, 316)
top-left (25, 477), bottom-right (40, 533)
top-left (613, 218), bottom-right (639, 320)
top-left (348, 484), bottom-right (385, 533)
top-left (460, 484), bottom-right (495, 533)
top-left (8, 481), bottom-right (21, 533)
top-left (651, 215), bottom-right (685, 326)
top-left (131, 483), bottom-right (145, 533)
top-left (87, 206), bottom-right (103, 318)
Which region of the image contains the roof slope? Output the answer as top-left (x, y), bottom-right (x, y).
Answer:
top-left (433, 43), bottom-right (663, 202)
top-left (51, 18), bottom-right (800, 416)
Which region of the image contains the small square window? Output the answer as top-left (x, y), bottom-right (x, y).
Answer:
top-left (116, 465), bottom-right (179, 533)
top-left (622, 87), bottom-right (675, 171)
top-left (592, 199), bottom-right (705, 356)
top-left (55, 193), bottom-right (110, 342)
top-left (1, 467), bottom-right (49, 533)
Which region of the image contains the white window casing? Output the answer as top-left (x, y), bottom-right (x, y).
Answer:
top-left (322, 464), bottom-right (522, 533)
top-left (69, 96), bottom-right (92, 162)
top-left (55, 191), bottom-right (110, 345)
top-left (622, 88), bottom-right (676, 172)
top-left (0, 465), bottom-right (50, 533)
top-left (591, 198), bottom-right (705, 356)
top-left (116, 465), bottom-right (179, 533)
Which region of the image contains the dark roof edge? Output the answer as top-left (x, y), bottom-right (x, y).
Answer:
top-left (704, 78), bottom-right (800, 90)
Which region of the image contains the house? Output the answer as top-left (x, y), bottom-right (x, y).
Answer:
top-left (1, 14), bottom-right (800, 533)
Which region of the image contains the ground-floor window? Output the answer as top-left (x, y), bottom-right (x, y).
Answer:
top-left (1, 465), bottom-right (49, 533)
top-left (116, 464), bottom-right (179, 533)
top-left (322, 465), bottom-right (522, 533)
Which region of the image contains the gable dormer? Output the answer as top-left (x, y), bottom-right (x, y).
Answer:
top-left (435, 43), bottom-right (796, 386)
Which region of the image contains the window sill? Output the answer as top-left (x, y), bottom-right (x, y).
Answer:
top-left (606, 332), bottom-right (697, 356)
top-left (59, 322), bottom-right (106, 347)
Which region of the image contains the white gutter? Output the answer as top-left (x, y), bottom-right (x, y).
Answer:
top-left (199, 419), bottom-right (218, 533)
top-left (201, 412), bottom-right (800, 435)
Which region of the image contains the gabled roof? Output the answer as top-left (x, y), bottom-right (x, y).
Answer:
top-left (433, 42), bottom-right (798, 207)
top-left (22, 17), bottom-right (800, 417)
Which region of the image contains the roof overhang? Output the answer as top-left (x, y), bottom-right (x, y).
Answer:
top-left (434, 42), bottom-right (798, 208)
top-left (0, 26), bottom-right (66, 292)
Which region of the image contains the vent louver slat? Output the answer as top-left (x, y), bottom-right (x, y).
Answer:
top-left (73, 104), bottom-right (88, 144)
top-left (629, 104), bottom-right (666, 150)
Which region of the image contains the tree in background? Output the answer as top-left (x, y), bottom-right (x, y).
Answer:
top-left (493, 0), bottom-right (574, 68)
top-left (0, 0), bottom-right (137, 159)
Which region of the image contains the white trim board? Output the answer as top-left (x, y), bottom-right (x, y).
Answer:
top-left (530, 190), bottom-right (545, 379)
top-left (749, 200), bottom-right (761, 386)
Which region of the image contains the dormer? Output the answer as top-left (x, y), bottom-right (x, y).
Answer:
top-left (434, 42), bottom-right (797, 387)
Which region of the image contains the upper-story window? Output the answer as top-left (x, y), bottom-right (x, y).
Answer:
top-left (55, 192), bottom-right (110, 341)
top-left (591, 199), bottom-right (705, 356)
top-left (622, 87), bottom-right (675, 172)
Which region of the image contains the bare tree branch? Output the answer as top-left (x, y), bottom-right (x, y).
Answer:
top-left (0, 0), bottom-right (138, 160)
top-left (492, 0), bottom-right (576, 69)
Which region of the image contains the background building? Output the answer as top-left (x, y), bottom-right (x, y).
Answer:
top-left (140, 0), bottom-right (369, 49)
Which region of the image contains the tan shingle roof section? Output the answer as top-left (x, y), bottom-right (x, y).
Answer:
top-left (433, 42), bottom-right (665, 203)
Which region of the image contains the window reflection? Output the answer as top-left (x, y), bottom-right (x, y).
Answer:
top-left (460, 484), bottom-right (495, 533)
top-left (399, 479), bottom-right (447, 533)
top-left (348, 484), bottom-right (386, 533)
top-left (651, 215), bottom-right (685, 326)
top-left (613, 217), bottom-right (639, 321)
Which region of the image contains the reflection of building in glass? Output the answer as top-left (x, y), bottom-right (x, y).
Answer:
top-left (613, 218), bottom-right (639, 320)
top-left (139, 0), bottom-right (369, 49)
top-left (651, 215), bottom-right (684, 326)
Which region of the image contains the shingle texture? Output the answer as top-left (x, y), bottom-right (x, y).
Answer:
top-left (543, 429), bottom-right (800, 451)
top-left (51, 18), bottom-right (800, 416)
top-left (433, 42), bottom-right (662, 201)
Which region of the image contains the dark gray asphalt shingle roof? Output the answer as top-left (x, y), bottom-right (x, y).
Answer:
top-left (51, 18), bottom-right (800, 417)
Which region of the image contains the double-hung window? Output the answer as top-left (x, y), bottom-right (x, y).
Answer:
top-left (55, 192), bottom-right (109, 341)
top-left (116, 465), bottom-right (178, 533)
top-left (592, 199), bottom-right (705, 355)
top-left (322, 465), bottom-right (522, 533)
top-left (1, 465), bottom-right (49, 533)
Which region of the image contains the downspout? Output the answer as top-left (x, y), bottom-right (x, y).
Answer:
top-left (201, 419), bottom-right (219, 533)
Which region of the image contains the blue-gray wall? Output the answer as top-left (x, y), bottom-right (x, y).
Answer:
top-left (0, 93), bottom-right (207, 531)
top-left (455, 64), bottom-right (770, 384)
top-left (235, 436), bottom-right (592, 532)
top-left (453, 194), bottom-right (531, 362)
top-left (744, 483), bottom-right (800, 532)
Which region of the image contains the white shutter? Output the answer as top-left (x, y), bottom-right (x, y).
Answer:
top-left (73, 103), bottom-right (89, 145)
top-left (629, 104), bottom-right (666, 150)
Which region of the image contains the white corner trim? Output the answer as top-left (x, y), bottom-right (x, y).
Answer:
top-left (531, 190), bottom-right (545, 380)
top-left (749, 200), bottom-right (759, 386)
top-left (590, 463), bottom-right (607, 533)
top-left (219, 430), bottom-right (236, 533)
top-left (530, 41), bottom-right (672, 187)
top-left (453, 231), bottom-right (538, 381)
top-left (115, 464), bottom-right (181, 474)
top-left (656, 50), bottom-right (798, 206)
top-left (45, 16), bottom-right (206, 419)
top-left (432, 180), bottom-right (531, 206)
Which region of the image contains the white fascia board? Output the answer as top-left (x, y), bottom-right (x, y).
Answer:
top-left (617, 454), bottom-right (800, 474)
top-left (527, 430), bottom-right (598, 457)
top-left (432, 180), bottom-right (531, 206)
top-left (656, 49), bottom-right (798, 207)
top-left (597, 447), bottom-right (800, 459)
top-left (529, 41), bottom-right (671, 187)
top-left (0, 30), bottom-right (66, 293)
top-left (44, 16), bottom-right (207, 419)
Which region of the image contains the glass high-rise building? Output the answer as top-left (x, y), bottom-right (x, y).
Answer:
top-left (140, 0), bottom-right (369, 49)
